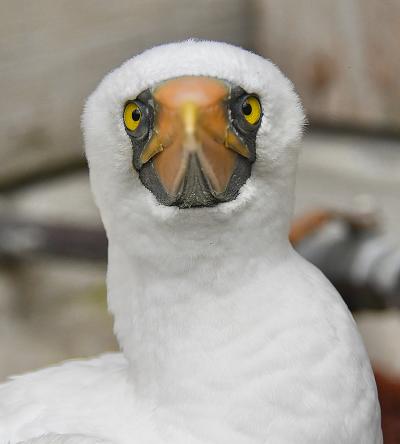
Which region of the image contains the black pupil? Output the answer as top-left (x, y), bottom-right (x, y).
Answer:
top-left (132, 108), bottom-right (141, 121)
top-left (242, 101), bottom-right (252, 116)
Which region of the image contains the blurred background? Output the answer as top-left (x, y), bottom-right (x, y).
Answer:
top-left (1, 0), bottom-right (399, 439)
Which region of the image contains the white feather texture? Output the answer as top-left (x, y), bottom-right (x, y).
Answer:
top-left (0, 40), bottom-right (382, 443)
top-left (21, 433), bottom-right (112, 443)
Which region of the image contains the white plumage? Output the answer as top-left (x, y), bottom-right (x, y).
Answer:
top-left (0, 40), bottom-right (382, 443)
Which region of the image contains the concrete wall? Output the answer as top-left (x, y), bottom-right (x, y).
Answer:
top-left (0, 0), bottom-right (250, 188)
top-left (2, 0), bottom-right (399, 189)
top-left (252, 0), bottom-right (400, 131)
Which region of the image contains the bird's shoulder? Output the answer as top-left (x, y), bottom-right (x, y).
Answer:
top-left (0, 353), bottom-right (132, 444)
top-left (271, 253), bottom-right (383, 442)
top-left (277, 252), bottom-right (370, 363)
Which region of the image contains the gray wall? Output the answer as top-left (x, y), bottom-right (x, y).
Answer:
top-left (0, 0), bottom-right (250, 187)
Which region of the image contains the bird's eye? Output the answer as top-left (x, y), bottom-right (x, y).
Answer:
top-left (124, 102), bottom-right (142, 132)
top-left (241, 96), bottom-right (262, 125)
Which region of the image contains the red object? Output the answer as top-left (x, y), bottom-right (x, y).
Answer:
top-left (375, 368), bottom-right (400, 443)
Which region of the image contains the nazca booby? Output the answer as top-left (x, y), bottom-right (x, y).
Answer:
top-left (0, 40), bottom-right (382, 444)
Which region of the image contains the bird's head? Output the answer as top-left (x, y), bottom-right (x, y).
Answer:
top-left (83, 41), bottom-right (304, 255)
top-left (123, 75), bottom-right (259, 208)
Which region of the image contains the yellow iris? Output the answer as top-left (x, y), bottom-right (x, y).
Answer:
top-left (124, 102), bottom-right (141, 131)
top-left (242, 96), bottom-right (262, 125)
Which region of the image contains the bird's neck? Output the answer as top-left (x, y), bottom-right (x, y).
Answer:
top-left (107, 200), bottom-right (293, 402)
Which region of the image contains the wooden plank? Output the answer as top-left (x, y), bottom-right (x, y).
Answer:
top-left (0, 0), bottom-right (250, 188)
top-left (251, 0), bottom-right (400, 131)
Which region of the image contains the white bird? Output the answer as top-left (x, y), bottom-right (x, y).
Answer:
top-left (0, 40), bottom-right (382, 444)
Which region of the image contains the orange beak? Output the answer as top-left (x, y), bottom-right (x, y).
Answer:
top-left (139, 76), bottom-right (250, 198)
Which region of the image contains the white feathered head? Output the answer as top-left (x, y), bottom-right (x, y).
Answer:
top-left (83, 41), bottom-right (304, 256)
